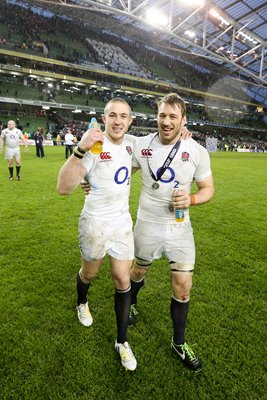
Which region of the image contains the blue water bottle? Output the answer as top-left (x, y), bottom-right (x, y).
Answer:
top-left (175, 208), bottom-right (185, 222)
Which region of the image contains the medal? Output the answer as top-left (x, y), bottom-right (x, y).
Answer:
top-left (147, 133), bottom-right (181, 192)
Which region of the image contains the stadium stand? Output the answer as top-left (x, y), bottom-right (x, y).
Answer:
top-left (0, 0), bottom-right (266, 149)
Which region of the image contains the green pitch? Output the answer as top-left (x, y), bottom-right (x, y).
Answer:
top-left (0, 147), bottom-right (266, 399)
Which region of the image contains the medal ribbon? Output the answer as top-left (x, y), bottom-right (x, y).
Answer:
top-left (147, 133), bottom-right (182, 182)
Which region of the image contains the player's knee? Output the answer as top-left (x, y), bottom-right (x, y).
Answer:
top-left (79, 268), bottom-right (95, 283)
top-left (111, 269), bottom-right (130, 290)
top-left (173, 286), bottom-right (191, 302)
top-left (171, 273), bottom-right (192, 301)
top-left (114, 277), bottom-right (130, 291)
top-left (131, 259), bottom-right (151, 280)
top-left (131, 267), bottom-right (144, 281)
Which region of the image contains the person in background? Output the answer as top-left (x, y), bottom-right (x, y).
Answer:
top-left (64, 128), bottom-right (74, 159)
top-left (0, 120), bottom-right (28, 180)
top-left (56, 133), bottom-right (61, 146)
top-left (33, 129), bottom-right (45, 158)
top-left (46, 131), bottom-right (52, 140)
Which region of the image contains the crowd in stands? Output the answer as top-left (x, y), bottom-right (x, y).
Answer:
top-left (0, 0), bottom-right (266, 135)
top-left (192, 131), bottom-right (266, 152)
top-left (86, 38), bottom-right (153, 79)
top-left (0, 0), bottom-right (218, 89)
top-left (2, 114), bottom-right (265, 153)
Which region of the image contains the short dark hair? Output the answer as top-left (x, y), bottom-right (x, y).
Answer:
top-left (157, 93), bottom-right (186, 118)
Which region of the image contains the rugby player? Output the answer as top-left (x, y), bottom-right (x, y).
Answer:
top-left (57, 98), bottom-right (137, 371)
top-left (129, 93), bottom-right (214, 372)
top-left (0, 120), bottom-right (28, 180)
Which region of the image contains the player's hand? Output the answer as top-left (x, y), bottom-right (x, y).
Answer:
top-left (172, 189), bottom-right (191, 209)
top-left (80, 180), bottom-right (91, 195)
top-left (79, 128), bottom-right (104, 151)
top-left (180, 126), bottom-right (192, 140)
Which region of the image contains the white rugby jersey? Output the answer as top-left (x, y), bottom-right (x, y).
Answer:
top-left (132, 133), bottom-right (212, 224)
top-left (1, 128), bottom-right (23, 149)
top-left (65, 133), bottom-right (74, 145)
top-left (81, 134), bottom-right (135, 220)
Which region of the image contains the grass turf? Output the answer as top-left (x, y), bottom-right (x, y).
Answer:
top-left (0, 147), bottom-right (266, 399)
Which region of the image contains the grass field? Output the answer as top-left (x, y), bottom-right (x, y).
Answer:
top-left (0, 147), bottom-right (266, 400)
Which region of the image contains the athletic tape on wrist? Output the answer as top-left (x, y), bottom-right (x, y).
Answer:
top-left (73, 150), bottom-right (83, 159)
top-left (190, 194), bottom-right (197, 206)
top-left (77, 146), bottom-right (86, 154)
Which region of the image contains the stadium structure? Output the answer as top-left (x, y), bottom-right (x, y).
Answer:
top-left (0, 0), bottom-right (266, 146)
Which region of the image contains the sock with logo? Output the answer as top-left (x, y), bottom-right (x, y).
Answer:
top-left (16, 165), bottom-right (21, 177)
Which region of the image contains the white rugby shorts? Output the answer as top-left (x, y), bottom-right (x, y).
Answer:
top-left (133, 219), bottom-right (195, 266)
top-left (78, 212), bottom-right (134, 261)
top-left (5, 147), bottom-right (21, 160)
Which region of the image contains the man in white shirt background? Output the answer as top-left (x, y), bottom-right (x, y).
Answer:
top-left (64, 128), bottom-right (74, 159)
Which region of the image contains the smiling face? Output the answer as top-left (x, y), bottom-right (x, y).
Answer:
top-left (102, 99), bottom-right (133, 144)
top-left (157, 93), bottom-right (187, 145)
top-left (157, 102), bottom-right (187, 145)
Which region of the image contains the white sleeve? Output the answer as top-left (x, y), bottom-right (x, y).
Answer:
top-left (131, 136), bottom-right (141, 168)
top-left (194, 145), bottom-right (212, 181)
top-left (81, 152), bottom-right (97, 174)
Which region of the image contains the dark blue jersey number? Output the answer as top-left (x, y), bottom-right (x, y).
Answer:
top-left (156, 167), bottom-right (175, 184)
top-left (114, 166), bottom-right (129, 185)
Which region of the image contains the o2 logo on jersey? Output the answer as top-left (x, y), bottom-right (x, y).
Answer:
top-left (156, 167), bottom-right (180, 188)
top-left (114, 166), bottom-right (130, 186)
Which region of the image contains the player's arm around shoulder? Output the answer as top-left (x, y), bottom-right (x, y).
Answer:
top-left (180, 126), bottom-right (192, 140)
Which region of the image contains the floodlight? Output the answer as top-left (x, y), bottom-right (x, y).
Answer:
top-left (185, 30), bottom-right (196, 38)
top-left (145, 8), bottom-right (168, 27)
top-left (209, 9), bottom-right (219, 18)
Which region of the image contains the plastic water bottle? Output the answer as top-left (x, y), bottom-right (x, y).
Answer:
top-left (175, 208), bottom-right (185, 222)
top-left (89, 117), bottom-right (102, 155)
top-left (174, 189), bottom-right (185, 222)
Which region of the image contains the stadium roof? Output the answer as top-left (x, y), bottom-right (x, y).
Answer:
top-left (10, 0), bottom-right (267, 106)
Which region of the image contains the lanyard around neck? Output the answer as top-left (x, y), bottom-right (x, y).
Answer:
top-left (147, 132), bottom-right (181, 182)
